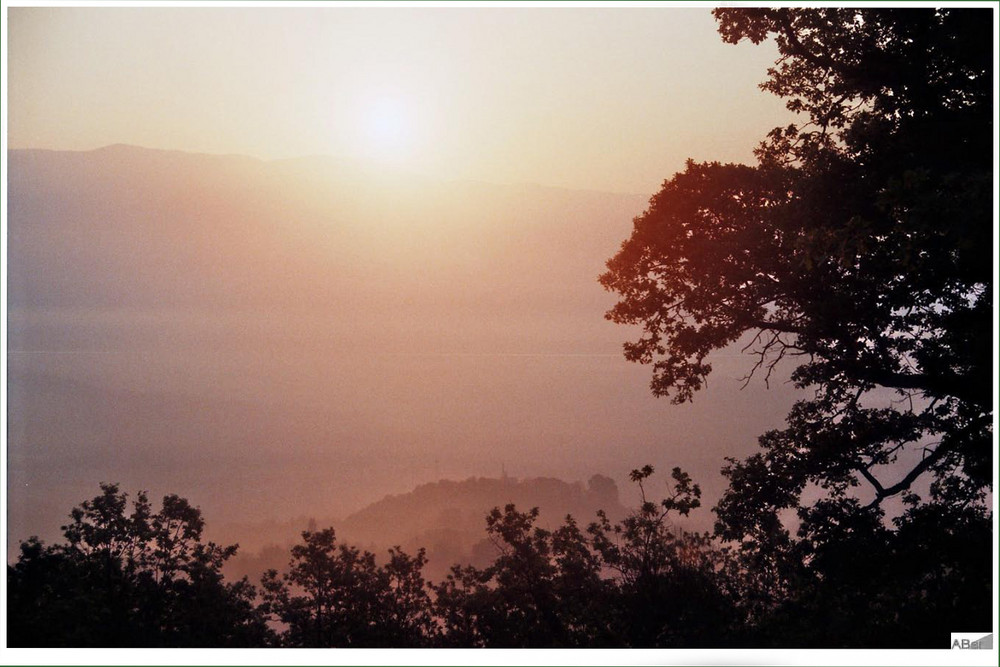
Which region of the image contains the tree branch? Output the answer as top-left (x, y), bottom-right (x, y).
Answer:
top-left (862, 440), bottom-right (954, 508)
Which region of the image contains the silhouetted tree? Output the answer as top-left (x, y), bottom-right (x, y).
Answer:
top-left (588, 466), bottom-right (738, 646)
top-left (722, 493), bottom-right (992, 648)
top-left (432, 466), bottom-right (734, 647)
top-left (549, 515), bottom-right (617, 645)
top-left (259, 528), bottom-right (436, 647)
top-left (429, 506), bottom-right (572, 647)
top-left (429, 563), bottom-right (495, 647)
top-left (600, 8), bottom-right (992, 646)
top-left (7, 483), bottom-right (273, 647)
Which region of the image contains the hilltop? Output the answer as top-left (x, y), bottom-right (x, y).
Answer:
top-left (222, 473), bottom-right (628, 584)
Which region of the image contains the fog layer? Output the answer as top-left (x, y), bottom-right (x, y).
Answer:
top-left (7, 146), bottom-right (803, 551)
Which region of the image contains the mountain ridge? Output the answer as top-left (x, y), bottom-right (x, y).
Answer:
top-left (7, 144), bottom-right (650, 198)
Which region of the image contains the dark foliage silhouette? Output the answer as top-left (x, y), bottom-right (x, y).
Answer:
top-left (429, 466), bottom-right (737, 647)
top-left (600, 8), bottom-right (993, 647)
top-left (9, 463), bottom-right (987, 647)
top-left (259, 528), bottom-right (436, 647)
top-left (587, 466), bottom-right (740, 647)
top-left (7, 483), bottom-right (273, 647)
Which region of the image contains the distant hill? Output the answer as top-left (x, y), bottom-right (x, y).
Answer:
top-left (222, 473), bottom-right (628, 584)
top-left (337, 472), bottom-right (627, 557)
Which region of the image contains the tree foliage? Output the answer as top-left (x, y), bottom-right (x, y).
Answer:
top-left (600, 7), bottom-right (992, 533)
top-left (7, 483), bottom-right (272, 647)
top-left (599, 7), bottom-right (993, 647)
top-left (429, 505), bottom-right (609, 647)
top-left (430, 466), bottom-right (737, 647)
top-left (259, 528), bottom-right (436, 647)
top-left (8, 460), bottom-right (988, 647)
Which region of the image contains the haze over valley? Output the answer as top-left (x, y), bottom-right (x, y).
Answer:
top-left (7, 144), bottom-right (803, 557)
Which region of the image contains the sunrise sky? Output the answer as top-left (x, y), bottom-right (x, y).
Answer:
top-left (8, 5), bottom-right (791, 193)
top-left (5, 2), bottom-right (806, 566)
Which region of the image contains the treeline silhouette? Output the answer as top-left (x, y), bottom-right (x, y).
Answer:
top-left (7, 465), bottom-right (990, 648)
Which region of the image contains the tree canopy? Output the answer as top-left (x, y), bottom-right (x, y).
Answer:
top-left (600, 8), bottom-right (993, 537)
top-left (7, 483), bottom-right (272, 647)
top-left (259, 528), bottom-right (436, 647)
top-left (9, 461), bottom-right (989, 647)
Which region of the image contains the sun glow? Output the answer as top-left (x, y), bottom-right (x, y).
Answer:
top-left (361, 93), bottom-right (415, 163)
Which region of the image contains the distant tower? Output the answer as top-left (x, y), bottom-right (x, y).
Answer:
top-left (501, 463), bottom-right (511, 484)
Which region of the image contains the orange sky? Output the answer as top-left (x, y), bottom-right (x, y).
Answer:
top-left (8, 5), bottom-right (792, 193)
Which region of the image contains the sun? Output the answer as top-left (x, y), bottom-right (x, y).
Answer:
top-left (362, 94), bottom-right (414, 162)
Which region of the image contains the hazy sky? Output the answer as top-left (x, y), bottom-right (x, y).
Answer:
top-left (6, 3), bottom-right (808, 557)
top-left (8, 5), bottom-right (791, 193)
